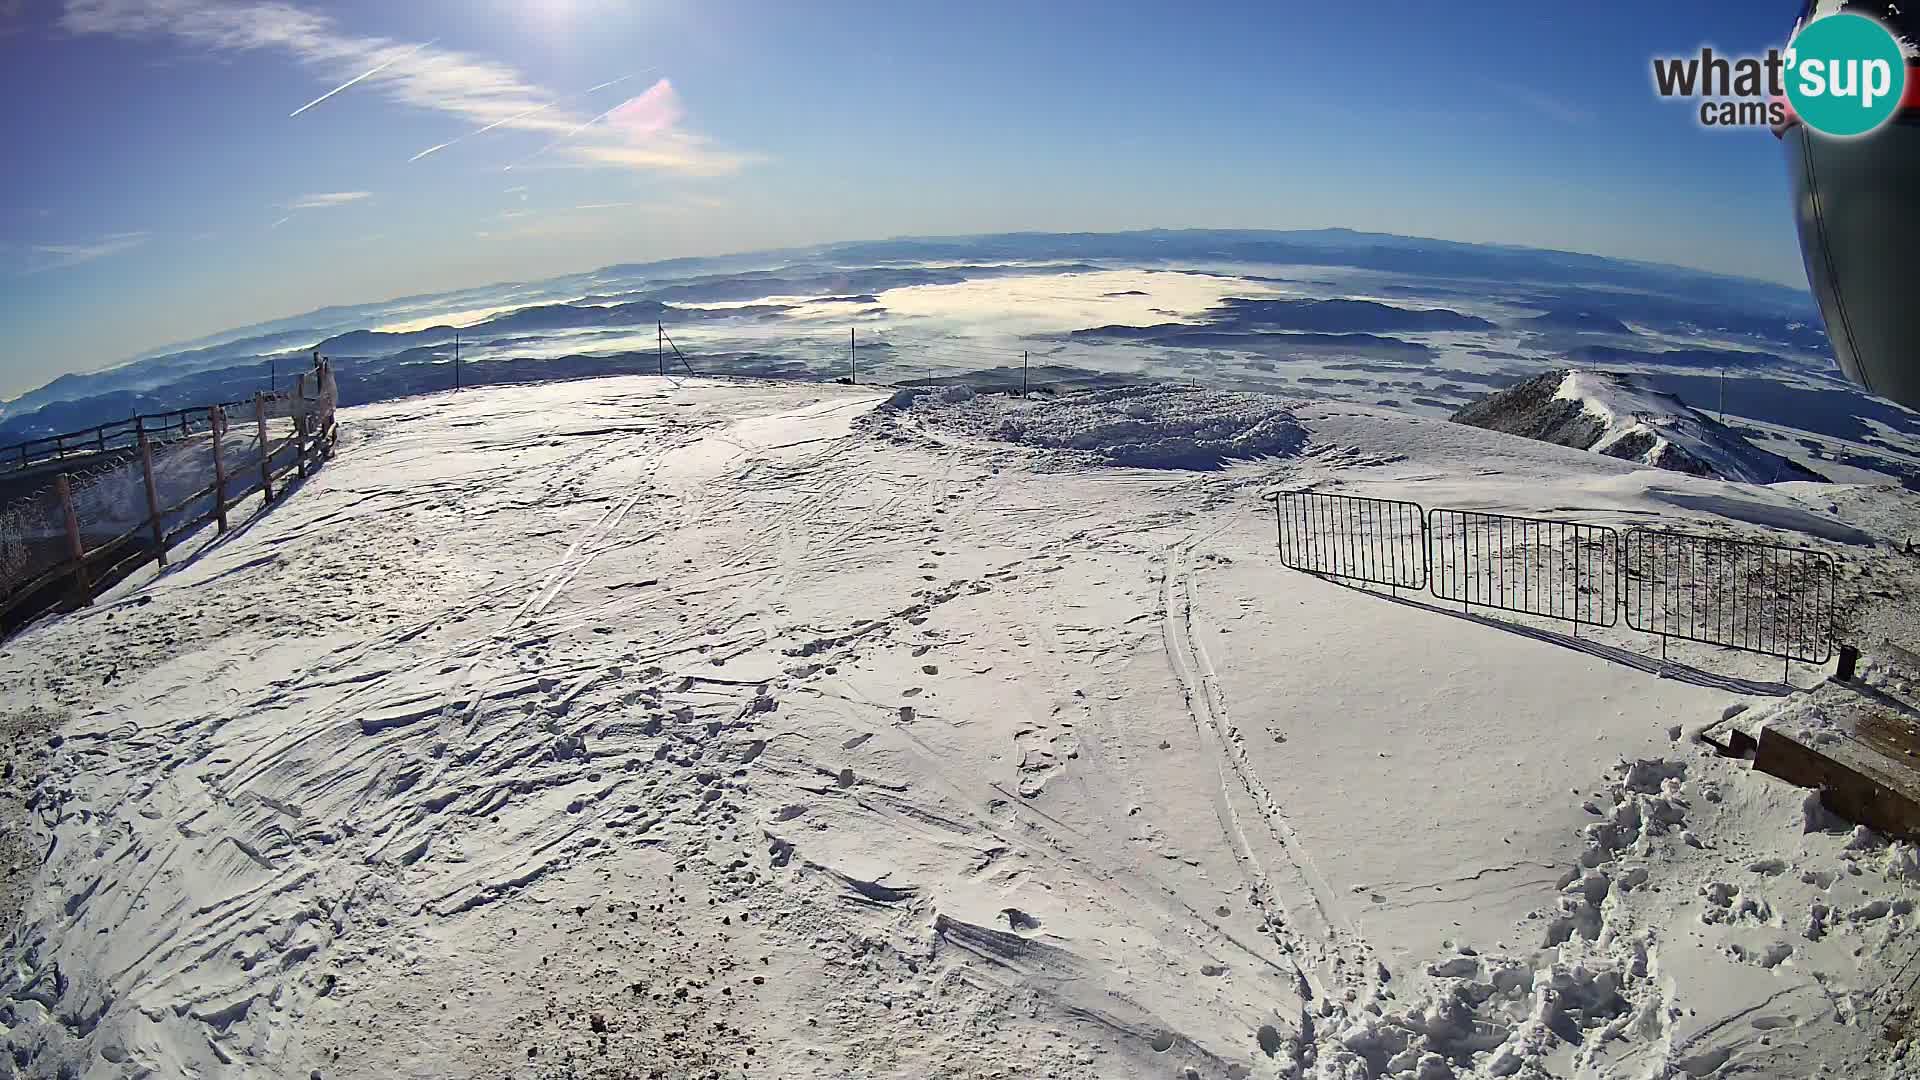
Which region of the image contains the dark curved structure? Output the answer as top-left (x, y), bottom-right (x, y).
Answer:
top-left (1781, 3), bottom-right (1920, 409)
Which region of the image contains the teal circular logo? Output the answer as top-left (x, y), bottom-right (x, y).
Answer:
top-left (1786, 13), bottom-right (1907, 137)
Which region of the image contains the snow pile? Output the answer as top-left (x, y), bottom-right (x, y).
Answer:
top-left (1452, 370), bottom-right (1826, 485)
top-left (897, 383), bottom-right (1309, 468)
top-left (1304, 743), bottom-right (1920, 1078)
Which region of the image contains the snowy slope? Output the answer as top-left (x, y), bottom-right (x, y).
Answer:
top-left (2, 376), bottom-right (1919, 1079)
top-left (1453, 369), bottom-right (1828, 485)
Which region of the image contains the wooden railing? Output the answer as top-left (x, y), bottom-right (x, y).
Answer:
top-left (0, 398), bottom-right (275, 474)
top-left (0, 363), bottom-right (338, 634)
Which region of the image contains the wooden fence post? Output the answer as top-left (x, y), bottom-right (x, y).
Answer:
top-left (55, 473), bottom-right (91, 602)
top-left (138, 426), bottom-right (166, 568)
top-left (210, 405), bottom-right (229, 534)
top-left (293, 373), bottom-right (309, 479)
top-left (255, 393), bottom-right (274, 503)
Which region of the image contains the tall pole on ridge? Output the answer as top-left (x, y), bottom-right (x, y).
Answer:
top-left (658, 323), bottom-right (664, 377)
top-left (849, 327), bottom-right (856, 385)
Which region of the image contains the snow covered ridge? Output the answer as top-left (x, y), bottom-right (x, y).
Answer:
top-left (1452, 370), bottom-right (1827, 485)
top-left (884, 384), bottom-right (1309, 469)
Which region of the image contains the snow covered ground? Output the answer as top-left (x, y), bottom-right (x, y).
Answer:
top-left (4, 375), bottom-right (1920, 1079)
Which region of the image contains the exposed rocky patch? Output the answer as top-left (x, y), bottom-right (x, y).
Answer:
top-left (1452, 369), bottom-right (1827, 484)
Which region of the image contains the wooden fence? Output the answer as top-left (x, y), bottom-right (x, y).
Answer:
top-left (0, 362), bottom-right (338, 636)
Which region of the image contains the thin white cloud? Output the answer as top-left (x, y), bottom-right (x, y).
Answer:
top-left (61, 0), bottom-right (755, 176)
top-left (19, 231), bottom-right (151, 273)
top-left (268, 215), bottom-right (293, 229)
top-left (284, 190), bottom-right (371, 210)
top-left (1484, 78), bottom-right (1591, 125)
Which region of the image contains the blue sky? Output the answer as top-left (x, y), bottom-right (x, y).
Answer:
top-left (0, 0), bottom-right (1810, 397)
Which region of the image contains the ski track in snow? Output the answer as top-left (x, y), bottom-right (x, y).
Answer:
top-left (3, 376), bottom-right (1920, 1079)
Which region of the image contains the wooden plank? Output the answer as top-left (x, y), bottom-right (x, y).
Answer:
top-left (293, 373), bottom-right (309, 479)
top-left (55, 474), bottom-right (90, 601)
top-left (137, 425), bottom-right (166, 569)
top-left (210, 406), bottom-right (228, 533)
top-left (255, 394), bottom-right (274, 503)
top-left (1755, 707), bottom-right (1920, 841)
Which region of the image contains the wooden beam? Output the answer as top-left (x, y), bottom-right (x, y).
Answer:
top-left (55, 473), bottom-right (90, 602)
top-left (1756, 709), bottom-right (1920, 841)
top-left (293, 373), bottom-right (309, 479)
top-left (210, 406), bottom-right (228, 533)
top-left (255, 393), bottom-right (274, 503)
top-left (137, 425), bottom-right (167, 568)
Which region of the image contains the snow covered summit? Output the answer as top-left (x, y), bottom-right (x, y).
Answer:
top-left (1451, 369), bottom-right (1827, 485)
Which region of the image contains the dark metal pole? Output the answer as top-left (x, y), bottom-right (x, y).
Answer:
top-left (850, 327), bottom-right (857, 385)
top-left (1023, 350), bottom-right (1029, 394)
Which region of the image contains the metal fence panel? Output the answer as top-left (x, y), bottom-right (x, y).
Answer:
top-left (1622, 527), bottom-right (1836, 663)
top-left (1268, 490), bottom-right (1427, 590)
top-left (1427, 508), bottom-right (1620, 627)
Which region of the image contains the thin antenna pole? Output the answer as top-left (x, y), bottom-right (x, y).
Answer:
top-left (849, 327), bottom-right (856, 385)
top-left (454, 332), bottom-right (462, 391)
top-left (658, 323), bottom-right (664, 377)
top-left (1023, 350), bottom-right (1029, 395)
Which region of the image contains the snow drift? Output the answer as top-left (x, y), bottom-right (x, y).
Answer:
top-left (889, 384), bottom-right (1309, 469)
top-left (1452, 369), bottom-right (1827, 485)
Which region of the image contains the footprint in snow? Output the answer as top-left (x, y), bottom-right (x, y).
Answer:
top-left (1001, 908), bottom-right (1041, 932)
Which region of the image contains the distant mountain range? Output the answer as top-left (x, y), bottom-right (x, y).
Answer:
top-left (0, 229), bottom-right (1864, 477)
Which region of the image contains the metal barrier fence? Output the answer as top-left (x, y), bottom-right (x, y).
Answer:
top-left (1268, 490), bottom-right (1427, 590)
top-left (1622, 527), bottom-right (1838, 664)
top-left (1269, 490), bottom-right (1838, 670)
top-left (1428, 509), bottom-right (1620, 628)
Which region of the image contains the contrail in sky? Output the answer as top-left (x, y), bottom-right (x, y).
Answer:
top-left (409, 72), bottom-right (646, 163)
top-left (410, 102), bottom-right (556, 162)
top-left (503, 99), bottom-right (624, 171)
top-left (290, 38), bottom-right (438, 118)
top-left (585, 72), bottom-right (644, 93)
